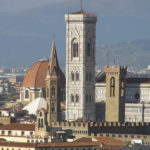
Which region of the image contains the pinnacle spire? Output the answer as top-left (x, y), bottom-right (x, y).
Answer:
top-left (48, 40), bottom-right (59, 74)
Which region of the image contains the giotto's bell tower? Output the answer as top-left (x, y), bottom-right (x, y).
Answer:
top-left (65, 9), bottom-right (97, 121)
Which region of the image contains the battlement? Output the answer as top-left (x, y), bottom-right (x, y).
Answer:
top-left (89, 122), bottom-right (150, 127)
top-left (105, 65), bottom-right (127, 75)
top-left (52, 121), bottom-right (150, 129)
top-left (52, 121), bottom-right (89, 129)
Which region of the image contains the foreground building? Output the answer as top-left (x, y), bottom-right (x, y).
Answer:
top-left (0, 137), bottom-right (126, 150)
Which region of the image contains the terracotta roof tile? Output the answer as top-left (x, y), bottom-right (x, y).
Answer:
top-left (0, 141), bottom-right (36, 148)
top-left (38, 137), bottom-right (125, 148)
top-left (0, 123), bottom-right (35, 131)
top-left (22, 60), bottom-right (48, 88)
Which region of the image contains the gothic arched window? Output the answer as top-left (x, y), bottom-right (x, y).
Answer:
top-left (71, 72), bottom-right (74, 81)
top-left (51, 87), bottom-right (55, 98)
top-left (76, 94), bottom-right (79, 102)
top-left (52, 103), bottom-right (55, 112)
top-left (76, 72), bottom-right (79, 81)
top-left (25, 89), bottom-right (29, 99)
top-left (110, 77), bottom-right (115, 97)
top-left (41, 119), bottom-right (43, 128)
top-left (71, 94), bottom-right (74, 102)
top-left (38, 118), bottom-right (40, 128)
top-left (72, 38), bottom-right (79, 58)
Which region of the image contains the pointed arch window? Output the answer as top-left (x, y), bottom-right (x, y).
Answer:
top-left (76, 94), bottom-right (79, 102)
top-left (71, 94), bottom-right (74, 102)
top-left (52, 103), bottom-right (55, 112)
top-left (25, 89), bottom-right (29, 99)
top-left (71, 72), bottom-right (74, 81)
top-left (38, 118), bottom-right (40, 128)
top-left (41, 119), bottom-right (43, 128)
top-left (51, 87), bottom-right (55, 98)
top-left (72, 38), bottom-right (79, 58)
top-left (110, 77), bottom-right (115, 97)
top-left (76, 72), bottom-right (79, 81)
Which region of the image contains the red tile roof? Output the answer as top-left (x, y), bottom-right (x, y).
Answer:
top-left (22, 60), bottom-right (48, 88)
top-left (0, 141), bottom-right (36, 148)
top-left (37, 142), bottom-right (101, 148)
top-left (38, 137), bottom-right (125, 148)
top-left (0, 123), bottom-right (35, 131)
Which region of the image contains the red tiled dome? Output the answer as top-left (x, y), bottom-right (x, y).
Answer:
top-left (22, 60), bottom-right (48, 88)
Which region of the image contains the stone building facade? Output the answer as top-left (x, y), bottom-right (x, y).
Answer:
top-left (65, 9), bottom-right (97, 121)
top-left (105, 66), bottom-right (127, 122)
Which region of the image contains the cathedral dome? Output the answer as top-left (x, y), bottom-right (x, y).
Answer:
top-left (22, 59), bottom-right (48, 88)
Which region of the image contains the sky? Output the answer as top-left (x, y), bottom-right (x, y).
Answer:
top-left (0, 0), bottom-right (150, 68)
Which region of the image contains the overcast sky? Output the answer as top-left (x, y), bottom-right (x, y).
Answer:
top-left (0, 0), bottom-right (150, 67)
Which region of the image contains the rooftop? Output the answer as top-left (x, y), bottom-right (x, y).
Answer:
top-left (0, 123), bottom-right (35, 131)
top-left (22, 60), bottom-right (48, 88)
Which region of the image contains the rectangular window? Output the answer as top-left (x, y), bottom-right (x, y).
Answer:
top-left (8, 131), bottom-right (11, 135)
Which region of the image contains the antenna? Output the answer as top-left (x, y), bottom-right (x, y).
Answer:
top-left (80, 0), bottom-right (83, 11)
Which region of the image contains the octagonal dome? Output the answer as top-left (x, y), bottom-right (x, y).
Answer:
top-left (22, 59), bottom-right (48, 88)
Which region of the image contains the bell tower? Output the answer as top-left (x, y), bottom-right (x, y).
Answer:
top-left (46, 40), bottom-right (61, 126)
top-left (105, 65), bottom-right (127, 123)
top-left (65, 9), bottom-right (97, 121)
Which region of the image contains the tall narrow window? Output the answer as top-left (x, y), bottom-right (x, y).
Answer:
top-left (121, 78), bottom-right (124, 97)
top-left (110, 77), bottom-right (115, 97)
top-left (51, 87), bottom-right (55, 98)
top-left (76, 72), bottom-right (79, 81)
top-left (73, 43), bottom-right (78, 57)
top-left (71, 94), bottom-right (74, 102)
top-left (41, 119), bottom-right (43, 128)
top-left (71, 72), bottom-right (74, 81)
top-left (52, 103), bottom-right (55, 112)
top-left (76, 94), bottom-right (79, 102)
top-left (72, 38), bottom-right (79, 58)
top-left (25, 90), bottom-right (29, 99)
top-left (87, 43), bottom-right (91, 57)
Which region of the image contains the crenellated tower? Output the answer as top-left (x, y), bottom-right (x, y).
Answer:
top-left (65, 9), bottom-right (97, 121)
top-left (105, 65), bottom-right (127, 123)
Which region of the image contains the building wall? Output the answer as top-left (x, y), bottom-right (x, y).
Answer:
top-left (20, 87), bottom-right (43, 106)
top-left (0, 147), bottom-right (35, 150)
top-left (96, 82), bottom-right (150, 104)
top-left (52, 122), bottom-right (89, 139)
top-left (0, 116), bottom-right (16, 125)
